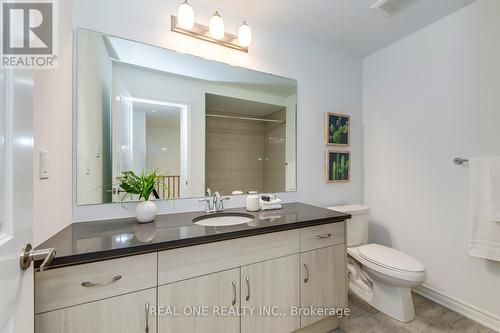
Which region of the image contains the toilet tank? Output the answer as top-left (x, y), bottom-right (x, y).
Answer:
top-left (327, 205), bottom-right (370, 247)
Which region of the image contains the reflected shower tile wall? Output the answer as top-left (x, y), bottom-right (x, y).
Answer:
top-left (206, 117), bottom-right (265, 195)
top-left (264, 109), bottom-right (286, 193)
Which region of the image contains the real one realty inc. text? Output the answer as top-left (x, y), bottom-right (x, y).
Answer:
top-left (150, 305), bottom-right (351, 318)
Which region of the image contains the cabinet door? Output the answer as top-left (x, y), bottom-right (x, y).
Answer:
top-left (35, 288), bottom-right (156, 333)
top-left (158, 268), bottom-right (240, 333)
top-left (300, 244), bottom-right (346, 327)
top-left (240, 255), bottom-right (300, 333)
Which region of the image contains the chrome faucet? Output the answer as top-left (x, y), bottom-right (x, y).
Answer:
top-left (199, 191), bottom-right (230, 213)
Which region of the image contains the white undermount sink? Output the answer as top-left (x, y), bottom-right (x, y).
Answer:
top-left (193, 212), bottom-right (255, 227)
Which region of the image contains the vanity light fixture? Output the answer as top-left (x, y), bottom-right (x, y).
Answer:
top-left (209, 11), bottom-right (225, 40)
top-left (177, 0), bottom-right (195, 29)
top-left (171, 2), bottom-right (251, 52)
top-left (237, 21), bottom-right (252, 48)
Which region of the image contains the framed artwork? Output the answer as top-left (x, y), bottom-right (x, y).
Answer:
top-left (326, 151), bottom-right (350, 183)
top-left (325, 112), bottom-right (350, 146)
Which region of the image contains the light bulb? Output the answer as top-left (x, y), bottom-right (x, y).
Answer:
top-left (238, 21), bottom-right (252, 48)
top-left (209, 11), bottom-right (225, 40)
top-left (177, 0), bottom-right (194, 29)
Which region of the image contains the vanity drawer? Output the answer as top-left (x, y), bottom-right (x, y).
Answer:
top-left (35, 253), bottom-right (157, 314)
top-left (299, 222), bottom-right (345, 252)
top-left (158, 229), bottom-right (299, 285)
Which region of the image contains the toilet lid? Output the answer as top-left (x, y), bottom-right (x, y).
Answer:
top-left (358, 244), bottom-right (425, 272)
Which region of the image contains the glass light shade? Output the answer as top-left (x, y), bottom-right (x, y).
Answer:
top-left (238, 21), bottom-right (252, 48)
top-left (177, 0), bottom-right (194, 29)
top-left (209, 11), bottom-right (225, 40)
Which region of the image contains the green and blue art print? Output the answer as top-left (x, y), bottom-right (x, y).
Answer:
top-left (326, 151), bottom-right (350, 182)
top-left (325, 113), bottom-right (350, 146)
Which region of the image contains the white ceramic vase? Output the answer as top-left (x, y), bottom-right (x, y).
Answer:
top-left (136, 200), bottom-right (158, 223)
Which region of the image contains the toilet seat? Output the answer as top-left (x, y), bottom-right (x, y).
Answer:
top-left (358, 244), bottom-right (425, 273)
top-left (348, 245), bottom-right (426, 283)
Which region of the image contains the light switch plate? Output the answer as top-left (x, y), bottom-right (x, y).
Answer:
top-left (39, 150), bottom-right (49, 179)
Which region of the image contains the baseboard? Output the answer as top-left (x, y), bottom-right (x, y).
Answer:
top-left (413, 285), bottom-right (500, 332)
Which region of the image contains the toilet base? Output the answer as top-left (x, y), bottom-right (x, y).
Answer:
top-left (349, 278), bottom-right (416, 322)
top-left (371, 282), bottom-right (415, 322)
top-left (348, 257), bottom-right (417, 323)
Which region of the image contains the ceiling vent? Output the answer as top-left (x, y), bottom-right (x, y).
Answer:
top-left (371, 0), bottom-right (418, 17)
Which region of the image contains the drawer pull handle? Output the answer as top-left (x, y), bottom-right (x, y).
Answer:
top-left (245, 276), bottom-right (250, 301)
top-left (232, 281), bottom-right (237, 306)
top-left (145, 302), bottom-right (150, 333)
top-left (315, 233), bottom-right (332, 240)
top-left (304, 261), bottom-right (309, 283)
top-left (81, 275), bottom-right (122, 287)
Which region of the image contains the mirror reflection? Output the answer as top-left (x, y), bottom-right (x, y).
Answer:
top-left (76, 29), bottom-right (297, 205)
top-left (205, 94), bottom-right (289, 196)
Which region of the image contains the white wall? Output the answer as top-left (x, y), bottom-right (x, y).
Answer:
top-left (132, 111), bottom-right (146, 174)
top-left (33, 0), bottom-right (73, 245)
top-left (76, 32), bottom-right (111, 205)
top-left (146, 124), bottom-right (181, 175)
top-left (34, 0), bottom-right (363, 232)
top-left (364, 0), bottom-right (500, 326)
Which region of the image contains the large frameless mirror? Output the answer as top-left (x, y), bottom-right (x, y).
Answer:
top-left (76, 28), bottom-right (297, 205)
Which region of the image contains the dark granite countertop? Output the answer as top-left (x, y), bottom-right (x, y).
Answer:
top-left (36, 202), bottom-right (350, 269)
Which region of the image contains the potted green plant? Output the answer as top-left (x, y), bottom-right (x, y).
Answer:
top-left (118, 170), bottom-right (159, 223)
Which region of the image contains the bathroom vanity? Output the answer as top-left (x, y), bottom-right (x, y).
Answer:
top-left (34, 203), bottom-right (350, 333)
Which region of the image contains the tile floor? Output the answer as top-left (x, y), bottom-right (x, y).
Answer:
top-left (340, 293), bottom-right (496, 333)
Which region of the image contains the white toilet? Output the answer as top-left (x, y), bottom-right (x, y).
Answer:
top-left (328, 205), bottom-right (427, 322)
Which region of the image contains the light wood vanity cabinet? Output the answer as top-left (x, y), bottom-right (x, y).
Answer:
top-left (158, 268), bottom-right (240, 333)
top-left (158, 254), bottom-right (302, 333)
top-left (35, 253), bottom-right (157, 333)
top-left (35, 222), bottom-right (347, 333)
top-left (35, 253), bottom-right (157, 314)
top-left (300, 244), bottom-right (347, 327)
top-left (240, 254), bottom-right (301, 333)
top-left (35, 288), bottom-right (156, 333)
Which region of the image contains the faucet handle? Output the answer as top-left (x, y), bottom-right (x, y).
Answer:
top-left (218, 196), bottom-right (231, 211)
top-left (199, 198), bottom-right (212, 213)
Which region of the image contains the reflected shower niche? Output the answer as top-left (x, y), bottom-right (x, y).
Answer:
top-left (205, 94), bottom-right (290, 196)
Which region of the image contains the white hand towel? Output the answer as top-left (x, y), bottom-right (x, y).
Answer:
top-left (260, 204), bottom-right (282, 211)
top-left (469, 157), bottom-right (500, 261)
